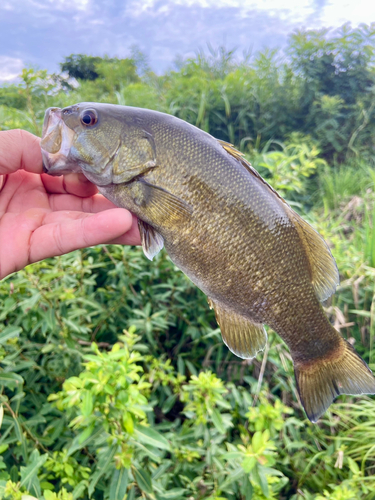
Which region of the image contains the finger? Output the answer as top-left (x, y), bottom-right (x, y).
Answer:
top-left (48, 192), bottom-right (122, 213)
top-left (40, 209), bottom-right (141, 246)
top-left (41, 172), bottom-right (98, 198)
top-left (29, 209), bottom-right (140, 263)
top-left (0, 130), bottom-right (42, 174)
top-left (108, 214), bottom-right (141, 246)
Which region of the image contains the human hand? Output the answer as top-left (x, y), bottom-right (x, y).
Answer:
top-left (0, 129), bottom-right (141, 280)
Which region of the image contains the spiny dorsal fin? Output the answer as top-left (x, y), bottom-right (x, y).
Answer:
top-left (218, 140), bottom-right (339, 302)
top-left (138, 219), bottom-right (164, 260)
top-left (217, 140), bottom-right (288, 205)
top-left (208, 298), bottom-right (267, 359)
top-left (289, 210), bottom-right (339, 302)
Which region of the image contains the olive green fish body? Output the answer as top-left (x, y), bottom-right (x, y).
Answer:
top-left (97, 115), bottom-right (332, 354)
top-left (41, 103), bottom-right (375, 422)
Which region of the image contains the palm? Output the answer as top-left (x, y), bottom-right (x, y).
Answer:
top-left (0, 130), bottom-right (140, 280)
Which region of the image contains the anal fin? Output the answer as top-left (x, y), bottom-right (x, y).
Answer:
top-left (208, 299), bottom-right (267, 359)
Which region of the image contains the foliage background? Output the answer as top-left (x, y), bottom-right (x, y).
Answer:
top-left (1, 23), bottom-right (375, 500)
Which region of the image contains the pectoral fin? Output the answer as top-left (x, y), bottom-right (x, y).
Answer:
top-left (138, 219), bottom-right (164, 260)
top-left (208, 299), bottom-right (267, 359)
top-left (136, 181), bottom-right (193, 224)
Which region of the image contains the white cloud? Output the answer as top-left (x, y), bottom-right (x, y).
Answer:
top-left (52, 0), bottom-right (90, 10)
top-left (0, 56), bottom-right (24, 82)
top-left (124, 0), bottom-right (375, 26)
top-left (319, 0), bottom-right (375, 28)
top-left (1, 2), bottom-right (14, 10)
top-left (125, 0), bottom-right (313, 18)
top-left (20, 0), bottom-right (90, 11)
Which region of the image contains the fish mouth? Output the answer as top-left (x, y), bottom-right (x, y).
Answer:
top-left (41, 107), bottom-right (79, 175)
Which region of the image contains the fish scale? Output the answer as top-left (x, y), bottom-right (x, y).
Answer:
top-left (41, 102), bottom-right (375, 422)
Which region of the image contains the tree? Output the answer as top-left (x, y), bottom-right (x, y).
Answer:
top-left (61, 54), bottom-right (101, 81)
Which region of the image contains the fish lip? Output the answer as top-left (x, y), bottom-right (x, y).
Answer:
top-left (41, 148), bottom-right (77, 175)
top-left (41, 107), bottom-right (79, 175)
top-left (41, 148), bottom-right (52, 174)
top-left (42, 107), bottom-right (62, 139)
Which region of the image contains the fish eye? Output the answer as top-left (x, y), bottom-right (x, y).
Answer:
top-left (80, 110), bottom-right (98, 127)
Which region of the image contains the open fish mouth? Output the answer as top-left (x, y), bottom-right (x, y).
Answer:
top-left (41, 107), bottom-right (79, 175)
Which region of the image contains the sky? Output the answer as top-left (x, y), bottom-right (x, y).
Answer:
top-left (1, 0), bottom-right (375, 82)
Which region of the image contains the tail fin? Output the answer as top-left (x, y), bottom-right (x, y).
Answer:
top-left (294, 339), bottom-right (375, 422)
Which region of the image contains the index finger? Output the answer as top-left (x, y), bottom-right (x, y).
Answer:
top-left (0, 130), bottom-right (43, 174)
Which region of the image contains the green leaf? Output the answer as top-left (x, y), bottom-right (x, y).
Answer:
top-left (347, 457), bottom-right (360, 474)
top-left (20, 449), bottom-right (48, 497)
top-left (72, 480), bottom-right (88, 499)
top-left (152, 461), bottom-right (173, 481)
top-left (157, 488), bottom-right (187, 499)
top-left (134, 467), bottom-right (153, 494)
top-left (185, 360), bottom-right (197, 376)
top-left (220, 467), bottom-right (244, 490)
top-left (134, 425), bottom-right (171, 451)
top-left (24, 415), bottom-right (47, 427)
top-left (242, 475), bottom-right (253, 500)
top-left (109, 468), bottom-right (128, 500)
top-left (88, 444), bottom-right (117, 497)
top-left (0, 444), bottom-right (8, 454)
top-left (242, 456), bottom-right (257, 473)
top-left (177, 356), bottom-right (185, 375)
top-left (259, 467), bottom-right (284, 477)
top-left (44, 491), bottom-right (56, 500)
top-left (78, 423), bottom-right (95, 444)
top-left (211, 408), bottom-right (226, 434)
top-left (0, 372), bottom-right (24, 389)
top-left (14, 416), bottom-right (28, 461)
top-left (162, 394), bottom-right (177, 414)
top-left (81, 390), bottom-right (94, 417)
top-left (224, 451), bottom-right (242, 461)
top-left (0, 326), bottom-right (21, 345)
top-left (349, 309), bottom-right (371, 317)
top-left (67, 426), bottom-right (105, 456)
top-left (134, 441), bottom-right (163, 463)
top-left (127, 486), bottom-right (136, 500)
top-left (252, 431), bottom-right (263, 453)
top-left (252, 465), bottom-right (269, 498)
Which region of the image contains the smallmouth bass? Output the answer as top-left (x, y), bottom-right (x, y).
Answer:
top-left (41, 103), bottom-right (375, 422)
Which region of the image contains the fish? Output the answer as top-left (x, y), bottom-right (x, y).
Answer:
top-left (41, 102), bottom-right (375, 422)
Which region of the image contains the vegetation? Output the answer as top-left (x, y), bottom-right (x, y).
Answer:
top-left (1, 22), bottom-right (375, 500)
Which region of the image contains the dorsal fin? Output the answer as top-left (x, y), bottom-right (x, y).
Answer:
top-left (218, 140), bottom-right (339, 302)
top-left (217, 140), bottom-right (288, 205)
top-left (289, 210), bottom-right (339, 301)
top-left (208, 298), bottom-right (267, 359)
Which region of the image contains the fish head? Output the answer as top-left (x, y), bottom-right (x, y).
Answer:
top-left (41, 103), bottom-right (123, 186)
top-left (42, 103), bottom-right (155, 186)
